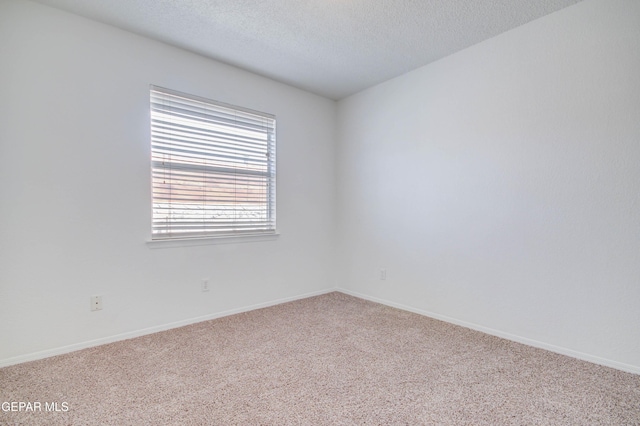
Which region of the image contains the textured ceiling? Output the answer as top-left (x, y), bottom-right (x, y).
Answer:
top-left (33, 0), bottom-right (583, 100)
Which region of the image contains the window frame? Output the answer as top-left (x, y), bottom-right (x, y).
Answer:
top-left (149, 85), bottom-right (277, 242)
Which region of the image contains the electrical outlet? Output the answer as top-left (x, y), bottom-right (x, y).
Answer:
top-left (379, 268), bottom-right (387, 281)
top-left (201, 279), bottom-right (210, 292)
top-left (90, 295), bottom-right (103, 311)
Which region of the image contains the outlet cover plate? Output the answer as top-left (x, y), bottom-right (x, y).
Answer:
top-left (90, 295), bottom-right (103, 311)
top-left (201, 279), bottom-right (210, 292)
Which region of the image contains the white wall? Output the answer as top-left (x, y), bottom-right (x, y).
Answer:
top-left (0, 0), bottom-right (337, 364)
top-left (337, 0), bottom-right (640, 372)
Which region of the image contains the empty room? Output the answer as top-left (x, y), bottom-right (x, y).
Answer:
top-left (1, 0), bottom-right (639, 424)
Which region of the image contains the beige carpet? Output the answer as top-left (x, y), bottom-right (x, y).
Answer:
top-left (1, 292), bottom-right (639, 425)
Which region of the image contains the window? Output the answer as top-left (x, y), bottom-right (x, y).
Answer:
top-left (150, 86), bottom-right (276, 240)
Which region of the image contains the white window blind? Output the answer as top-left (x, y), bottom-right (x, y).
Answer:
top-left (150, 86), bottom-right (276, 239)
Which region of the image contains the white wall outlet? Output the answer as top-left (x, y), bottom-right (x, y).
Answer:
top-left (201, 279), bottom-right (210, 292)
top-left (90, 295), bottom-right (103, 311)
top-left (379, 268), bottom-right (387, 281)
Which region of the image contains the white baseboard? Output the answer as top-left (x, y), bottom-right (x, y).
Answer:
top-left (337, 288), bottom-right (640, 376)
top-left (0, 287), bottom-right (338, 368)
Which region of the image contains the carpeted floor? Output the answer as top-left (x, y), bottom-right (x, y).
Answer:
top-left (1, 292), bottom-right (639, 425)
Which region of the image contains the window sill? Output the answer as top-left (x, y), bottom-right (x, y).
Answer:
top-left (146, 232), bottom-right (280, 249)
